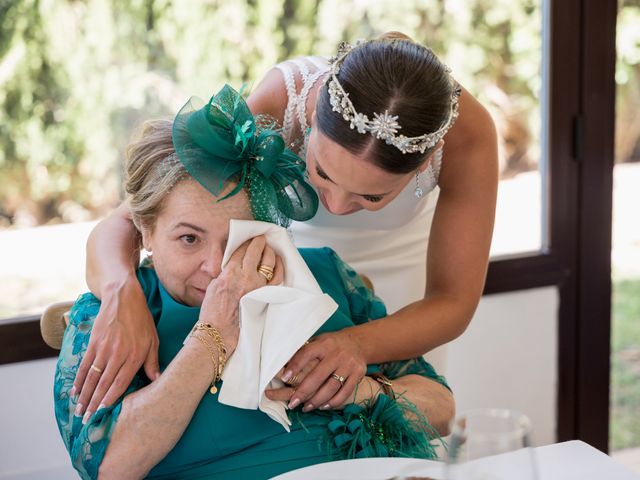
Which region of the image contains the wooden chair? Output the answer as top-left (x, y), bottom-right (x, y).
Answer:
top-left (40, 301), bottom-right (74, 350)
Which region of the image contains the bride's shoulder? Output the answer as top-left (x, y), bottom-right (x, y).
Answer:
top-left (246, 66), bottom-right (289, 122)
top-left (247, 56), bottom-right (328, 121)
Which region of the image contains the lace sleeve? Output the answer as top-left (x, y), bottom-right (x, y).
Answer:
top-left (53, 293), bottom-right (148, 479)
top-left (326, 248), bottom-right (387, 324)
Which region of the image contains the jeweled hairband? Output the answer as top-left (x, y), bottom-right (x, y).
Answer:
top-left (327, 41), bottom-right (462, 155)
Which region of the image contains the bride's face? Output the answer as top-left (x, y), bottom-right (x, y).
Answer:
top-left (305, 128), bottom-right (417, 215)
top-left (141, 179), bottom-right (252, 306)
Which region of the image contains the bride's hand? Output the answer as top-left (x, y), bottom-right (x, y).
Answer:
top-left (266, 331), bottom-right (367, 411)
top-left (199, 235), bottom-right (283, 355)
top-left (265, 360), bottom-right (379, 410)
top-left (73, 275), bottom-right (160, 419)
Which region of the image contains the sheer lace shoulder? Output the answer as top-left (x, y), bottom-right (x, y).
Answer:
top-left (274, 56), bottom-right (329, 145)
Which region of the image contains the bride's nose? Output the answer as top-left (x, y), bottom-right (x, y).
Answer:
top-left (322, 188), bottom-right (357, 215)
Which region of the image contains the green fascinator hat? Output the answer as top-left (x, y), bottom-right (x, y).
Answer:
top-left (172, 84), bottom-right (318, 227)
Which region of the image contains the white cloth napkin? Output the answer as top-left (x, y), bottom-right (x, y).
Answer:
top-left (216, 219), bottom-right (338, 431)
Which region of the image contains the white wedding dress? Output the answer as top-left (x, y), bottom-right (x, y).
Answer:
top-left (276, 57), bottom-right (447, 372)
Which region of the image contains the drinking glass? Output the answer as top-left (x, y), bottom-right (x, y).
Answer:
top-left (445, 408), bottom-right (540, 480)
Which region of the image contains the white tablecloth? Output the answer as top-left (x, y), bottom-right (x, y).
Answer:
top-left (271, 441), bottom-right (640, 480)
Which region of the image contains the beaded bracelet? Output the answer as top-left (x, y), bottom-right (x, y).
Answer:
top-left (189, 322), bottom-right (228, 394)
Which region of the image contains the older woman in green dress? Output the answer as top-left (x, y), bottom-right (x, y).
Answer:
top-left (54, 86), bottom-right (454, 479)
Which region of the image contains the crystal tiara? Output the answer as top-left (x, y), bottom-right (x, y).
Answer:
top-left (326, 41), bottom-right (462, 155)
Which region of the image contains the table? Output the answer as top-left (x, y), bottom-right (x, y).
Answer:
top-left (271, 440), bottom-right (640, 479)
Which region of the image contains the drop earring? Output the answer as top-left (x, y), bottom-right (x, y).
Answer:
top-left (414, 171), bottom-right (424, 199)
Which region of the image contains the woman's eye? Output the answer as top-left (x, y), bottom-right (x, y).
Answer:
top-left (315, 165), bottom-right (330, 180)
top-left (180, 234), bottom-right (198, 245)
top-left (363, 195), bottom-right (384, 203)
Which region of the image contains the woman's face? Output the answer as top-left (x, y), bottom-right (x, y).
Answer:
top-left (141, 179), bottom-right (252, 307)
top-left (305, 127), bottom-right (420, 215)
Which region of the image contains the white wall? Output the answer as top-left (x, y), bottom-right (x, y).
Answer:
top-left (447, 286), bottom-right (559, 447)
top-left (0, 358), bottom-right (75, 479)
top-left (0, 287), bottom-right (559, 478)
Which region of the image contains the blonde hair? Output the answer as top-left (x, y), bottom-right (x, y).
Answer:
top-left (124, 119), bottom-right (187, 233)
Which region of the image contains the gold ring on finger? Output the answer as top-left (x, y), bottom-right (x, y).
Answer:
top-left (90, 364), bottom-right (103, 374)
top-left (286, 373), bottom-right (299, 387)
top-left (257, 265), bottom-right (274, 282)
top-left (330, 373), bottom-right (346, 386)
top-left (258, 264), bottom-right (274, 275)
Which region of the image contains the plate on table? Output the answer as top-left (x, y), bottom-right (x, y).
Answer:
top-left (271, 457), bottom-right (444, 480)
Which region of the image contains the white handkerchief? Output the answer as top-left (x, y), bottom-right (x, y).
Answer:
top-left (217, 220), bottom-right (338, 431)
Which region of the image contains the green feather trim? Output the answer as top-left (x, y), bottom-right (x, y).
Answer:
top-left (296, 393), bottom-right (444, 461)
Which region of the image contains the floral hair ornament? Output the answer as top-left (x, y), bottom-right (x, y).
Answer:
top-left (172, 84), bottom-right (318, 227)
top-left (327, 41), bottom-right (462, 155)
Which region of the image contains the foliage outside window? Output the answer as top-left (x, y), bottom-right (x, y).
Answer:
top-left (1, 0), bottom-right (545, 228)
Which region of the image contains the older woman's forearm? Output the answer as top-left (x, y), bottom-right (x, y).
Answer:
top-left (351, 374), bottom-right (453, 436)
top-left (392, 374), bottom-right (455, 435)
top-left (86, 203), bottom-right (140, 298)
top-left (98, 338), bottom-right (214, 479)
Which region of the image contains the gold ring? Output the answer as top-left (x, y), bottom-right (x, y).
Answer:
top-left (330, 373), bottom-right (346, 386)
top-left (258, 264), bottom-right (274, 275)
top-left (257, 265), bottom-right (274, 282)
top-left (286, 374), bottom-right (299, 387)
top-left (90, 364), bottom-right (103, 374)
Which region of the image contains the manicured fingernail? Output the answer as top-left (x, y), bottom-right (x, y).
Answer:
top-left (281, 370), bottom-right (293, 383)
top-left (70, 386), bottom-right (76, 397)
top-left (74, 403), bottom-right (83, 416)
top-left (82, 410), bottom-right (92, 424)
top-left (97, 403), bottom-right (106, 411)
top-left (320, 404), bottom-right (331, 410)
top-left (288, 398), bottom-right (300, 409)
top-left (302, 403), bottom-right (314, 413)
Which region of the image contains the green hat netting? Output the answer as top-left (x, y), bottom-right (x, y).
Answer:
top-left (172, 84), bottom-right (318, 227)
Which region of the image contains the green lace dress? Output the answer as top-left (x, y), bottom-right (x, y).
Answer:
top-left (54, 248), bottom-right (449, 479)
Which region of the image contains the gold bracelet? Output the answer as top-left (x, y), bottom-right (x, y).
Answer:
top-left (190, 323), bottom-right (228, 394)
top-left (369, 373), bottom-right (395, 399)
top-left (190, 333), bottom-right (220, 393)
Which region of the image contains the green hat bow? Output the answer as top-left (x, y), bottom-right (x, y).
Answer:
top-left (172, 84), bottom-right (318, 226)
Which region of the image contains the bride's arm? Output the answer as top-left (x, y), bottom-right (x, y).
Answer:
top-left (85, 202), bottom-right (140, 297)
top-left (246, 66), bottom-right (290, 121)
top-left (74, 202), bottom-right (160, 421)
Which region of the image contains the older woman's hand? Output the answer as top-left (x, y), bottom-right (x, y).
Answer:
top-left (265, 330), bottom-right (367, 412)
top-left (199, 235), bottom-right (283, 355)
